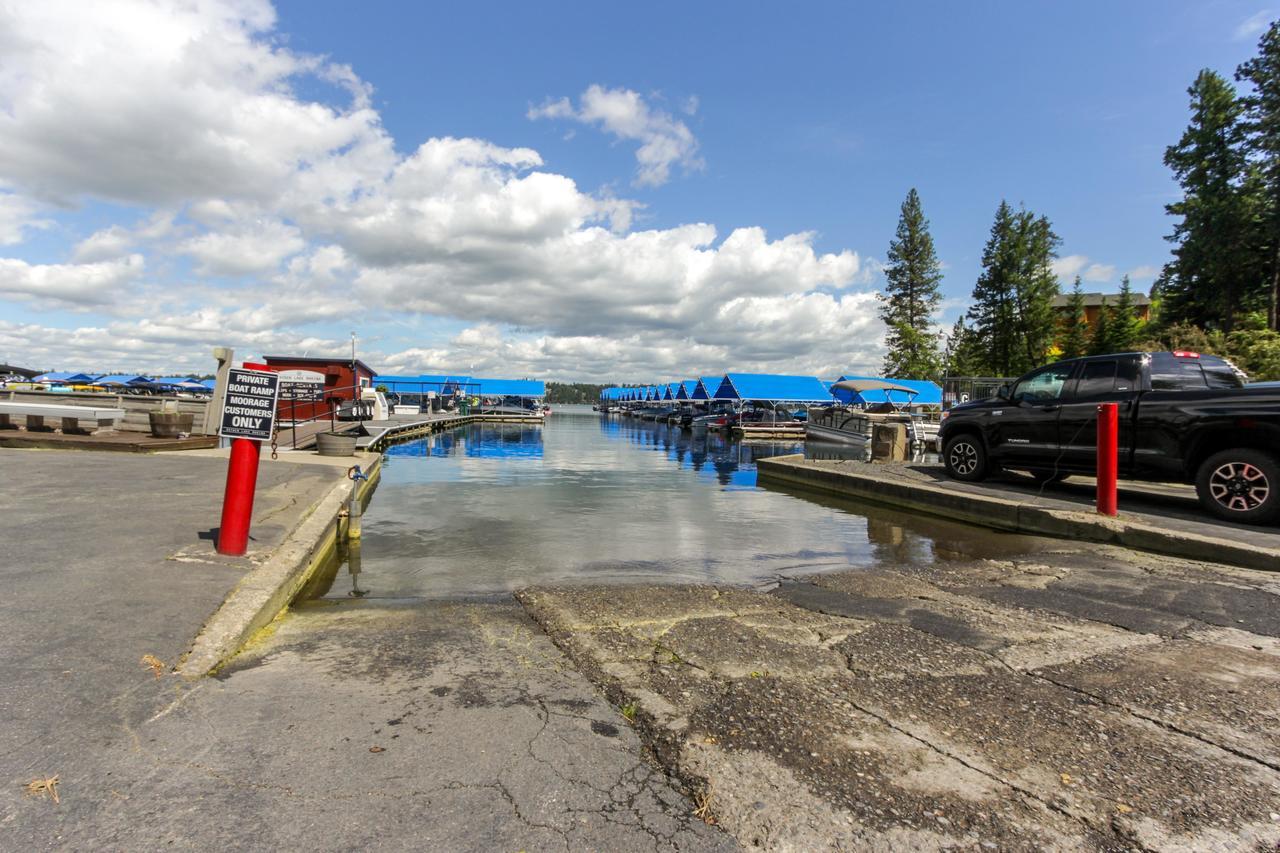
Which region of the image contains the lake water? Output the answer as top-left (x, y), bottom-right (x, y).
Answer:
top-left (317, 405), bottom-right (1028, 600)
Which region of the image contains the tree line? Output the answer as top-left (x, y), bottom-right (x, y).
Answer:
top-left (879, 21), bottom-right (1280, 382)
top-left (545, 382), bottom-right (608, 404)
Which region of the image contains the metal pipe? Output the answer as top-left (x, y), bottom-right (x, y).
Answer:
top-left (1096, 402), bottom-right (1118, 516)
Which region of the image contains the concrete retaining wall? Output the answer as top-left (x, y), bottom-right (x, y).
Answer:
top-left (178, 455), bottom-right (382, 677)
top-left (756, 455), bottom-right (1280, 572)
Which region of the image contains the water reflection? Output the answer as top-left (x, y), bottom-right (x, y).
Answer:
top-left (386, 424), bottom-right (544, 460)
top-left (333, 406), bottom-right (1030, 600)
top-left (600, 416), bottom-right (801, 489)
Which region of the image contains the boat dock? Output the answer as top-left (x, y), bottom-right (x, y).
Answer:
top-left (355, 411), bottom-right (544, 451)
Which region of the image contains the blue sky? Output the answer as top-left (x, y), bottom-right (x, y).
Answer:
top-left (277, 0), bottom-right (1269, 294)
top-left (0, 1), bottom-right (1274, 378)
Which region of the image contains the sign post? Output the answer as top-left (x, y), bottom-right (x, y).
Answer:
top-left (216, 366), bottom-right (280, 556)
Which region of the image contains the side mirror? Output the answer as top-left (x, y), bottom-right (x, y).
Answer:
top-left (996, 383), bottom-right (1011, 401)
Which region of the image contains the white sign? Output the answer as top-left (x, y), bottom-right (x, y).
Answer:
top-left (277, 368), bottom-right (326, 401)
top-left (276, 369), bottom-right (326, 384)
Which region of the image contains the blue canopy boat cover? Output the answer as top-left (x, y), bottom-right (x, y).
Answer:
top-left (690, 377), bottom-right (721, 400)
top-left (711, 373), bottom-right (831, 403)
top-left (377, 374), bottom-right (479, 395)
top-left (832, 376), bottom-right (942, 406)
top-left (674, 380), bottom-right (698, 400)
top-left (32, 372), bottom-right (99, 384)
top-left (93, 374), bottom-right (152, 387)
top-left (472, 378), bottom-right (546, 398)
top-left (662, 384), bottom-right (676, 401)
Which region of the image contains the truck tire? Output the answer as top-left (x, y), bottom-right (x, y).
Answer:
top-left (1195, 448), bottom-right (1280, 525)
top-left (944, 434), bottom-right (989, 482)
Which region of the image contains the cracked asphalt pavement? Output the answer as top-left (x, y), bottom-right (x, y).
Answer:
top-left (5, 598), bottom-right (732, 851)
top-left (518, 539), bottom-right (1280, 851)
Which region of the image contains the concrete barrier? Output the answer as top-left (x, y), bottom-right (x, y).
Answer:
top-left (178, 454), bottom-right (382, 677)
top-left (756, 455), bottom-right (1280, 572)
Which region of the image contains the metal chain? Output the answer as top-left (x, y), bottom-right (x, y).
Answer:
top-left (270, 428), bottom-right (279, 461)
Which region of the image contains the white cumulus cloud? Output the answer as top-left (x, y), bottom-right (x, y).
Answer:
top-left (530, 85), bottom-right (703, 187)
top-left (0, 1), bottom-right (883, 381)
top-left (0, 255), bottom-right (144, 306)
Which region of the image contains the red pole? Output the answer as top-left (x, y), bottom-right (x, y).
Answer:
top-left (1096, 402), bottom-right (1118, 516)
top-left (217, 437), bottom-right (261, 555)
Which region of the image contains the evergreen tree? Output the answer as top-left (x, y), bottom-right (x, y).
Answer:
top-left (942, 317), bottom-right (984, 376)
top-left (879, 188), bottom-right (944, 378)
top-left (1059, 276), bottom-right (1089, 358)
top-left (967, 201), bottom-right (1062, 375)
top-left (1015, 213), bottom-right (1062, 370)
top-left (1162, 69), bottom-right (1264, 333)
top-left (1236, 20), bottom-right (1280, 331)
top-left (1109, 275), bottom-right (1144, 351)
top-left (967, 202), bottom-right (1018, 375)
top-left (1088, 298), bottom-right (1113, 356)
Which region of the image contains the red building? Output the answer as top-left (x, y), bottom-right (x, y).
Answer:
top-left (262, 355), bottom-right (376, 422)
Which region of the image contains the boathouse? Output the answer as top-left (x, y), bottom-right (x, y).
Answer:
top-left (262, 354), bottom-right (377, 421)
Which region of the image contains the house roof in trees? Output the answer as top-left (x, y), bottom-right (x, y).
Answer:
top-left (1050, 291), bottom-right (1151, 308)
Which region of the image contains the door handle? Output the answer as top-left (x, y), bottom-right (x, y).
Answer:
top-left (1039, 405), bottom-right (1059, 412)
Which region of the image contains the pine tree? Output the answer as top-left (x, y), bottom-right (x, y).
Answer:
top-left (967, 201), bottom-right (1018, 375)
top-left (1014, 213), bottom-right (1063, 371)
top-left (1109, 275), bottom-right (1144, 351)
top-left (943, 317), bottom-right (984, 376)
top-left (1162, 69), bottom-right (1264, 333)
top-left (879, 188), bottom-right (944, 378)
top-left (1059, 276), bottom-right (1089, 358)
top-left (1236, 20), bottom-right (1280, 331)
top-left (967, 201), bottom-right (1062, 375)
top-left (1088, 298), bottom-right (1113, 356)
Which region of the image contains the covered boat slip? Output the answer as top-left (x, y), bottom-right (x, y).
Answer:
top-left (600, 372), bottom-right (943, 445)
top-left (376, 374), bottom-right (547, 418)
top-left (806, 378), bottom-right (941, 448)
top-left (710, 374), bottom-right (826, 438)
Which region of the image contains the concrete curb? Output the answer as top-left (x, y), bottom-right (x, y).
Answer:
top-left (756, 455), bottom-right (1280, 572)
top-left (177, 455), bottom-right (382, 678)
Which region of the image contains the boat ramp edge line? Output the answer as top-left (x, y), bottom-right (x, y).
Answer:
top-left (176, 454), bottom-right (384, 678)
top-left (755, 455), bottom-right (1280, 573)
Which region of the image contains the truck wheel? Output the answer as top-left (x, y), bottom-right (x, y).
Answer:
top-left (1195, 449), bottom-right (1280, 525)
top-left (944, 434), bottom-right (988, 482)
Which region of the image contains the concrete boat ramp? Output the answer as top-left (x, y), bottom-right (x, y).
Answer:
top-left (4, 439), bottom-right (1280, 850)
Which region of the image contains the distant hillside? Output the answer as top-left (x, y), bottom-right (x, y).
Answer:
top-left (545, 382), bottom-right (607, 404)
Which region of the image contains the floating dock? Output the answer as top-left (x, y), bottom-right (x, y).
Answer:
top-left (356, 411), bottom-right (544, 451)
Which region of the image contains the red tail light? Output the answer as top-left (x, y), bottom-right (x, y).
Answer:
top-left (1172, 350), bottom-right (1200, 358)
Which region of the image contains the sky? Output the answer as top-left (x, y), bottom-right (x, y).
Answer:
top-left (0, 0), bottom-right (1274, 381)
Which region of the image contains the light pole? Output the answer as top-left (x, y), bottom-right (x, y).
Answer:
top-left (350, 331), bottom-right (360, 425)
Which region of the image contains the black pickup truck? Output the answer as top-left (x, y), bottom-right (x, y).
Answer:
top-left (937, 351), bottom-right (1280, 524)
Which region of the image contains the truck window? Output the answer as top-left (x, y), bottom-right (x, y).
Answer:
top-left (1150, 354), bottom-right (1208, 390)
top-left (1201, 357), bottom-right (1246, 389)
top-left (1075, 360), bottom-right (1117, 396)
top-left (1012, 363), bottom-right (1074, 402)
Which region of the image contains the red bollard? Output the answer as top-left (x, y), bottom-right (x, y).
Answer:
top-left (1096, 402), bottom-right (1118, 516)
top-left (216, 437), bottom-right (261, 555)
